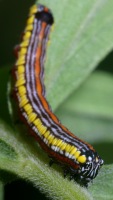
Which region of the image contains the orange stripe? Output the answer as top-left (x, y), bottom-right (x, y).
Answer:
top-left (34, 22), bottom-right (95, 151)
top-left (35, 22), bottom-right (60, 123)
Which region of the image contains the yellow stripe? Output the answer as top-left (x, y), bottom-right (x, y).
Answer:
top-left (15, 77), bottom-right (25, 87)
top-left (57, 139), bottom-right (62, 147)
top-left (19, 95), bottom-right (28, 107)
top-left (29, 5), bottom-right (37, 15)
top-left (52, 138), bottom-right (58, 146)
top-left (28, 112), bottom-right (37, 123)
top-left (33, 118), bottom-right (41, 127)
top-left (25, 24), bottom-right (33, 31)
top-left (70, 147), bottom-right (77, 155)
top-left (44, 130), bottom-right (50, 138)
top-left (59, 142), bottom-right (67, 151)
top-left (74, 151), bottom-right (81, 159)
top-left (24, 103), bottom-right (33, 115)
top-left (17, 65), bottom-right (25, 74)
top-left (16, 56), bottom-right (25, 65)
top-left (65, 144), bottom-right (72, 152)
top-left (18, 85), bottom-right (26, 96)
top-left (20, 40), bottom-right (29, 47)
top-left (23, 31), bottom-right (31, 40)
top-left (77, 155), bottom-right (86, 163)
top-left (48, 134), bottom-right (54, 144)
top-left (27, 15), bottom-right (35, 25)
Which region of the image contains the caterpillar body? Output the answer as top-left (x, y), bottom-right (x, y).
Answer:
top-left (11, 4), bottom-right (104, 187)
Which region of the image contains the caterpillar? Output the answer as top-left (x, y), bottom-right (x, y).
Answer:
top-left (11, 4), bottom-right (104, 187)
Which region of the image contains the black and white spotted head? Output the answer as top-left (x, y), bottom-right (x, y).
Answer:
top-left (76, 151), bottom-right (104, 186)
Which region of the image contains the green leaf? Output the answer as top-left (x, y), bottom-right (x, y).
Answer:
top-left (89, 164), bottom-right (113, 200)
top-left (55, 71), bottom-right (113, 143)
top-left (0, 139), bottom-right (17, 159)
top-left (0, 121), bottom-right (92, 200)
top-left (37, 0), bottom-right (113, 111)
top-left (0, 66), bottom-right (12, 124)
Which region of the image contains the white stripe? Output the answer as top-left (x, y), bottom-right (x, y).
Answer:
top-left (24, 17), bottom-right (89, 152)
